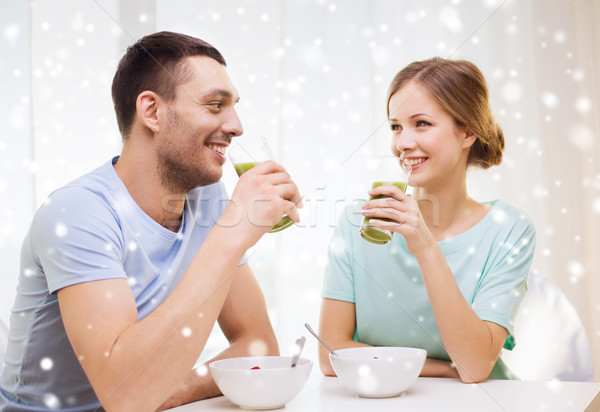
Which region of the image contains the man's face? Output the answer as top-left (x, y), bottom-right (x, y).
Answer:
top-left (156, 56), bottom-right (243, 193)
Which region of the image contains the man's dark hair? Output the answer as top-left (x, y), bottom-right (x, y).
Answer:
top-left (111, 31), bottom-right (226, 139)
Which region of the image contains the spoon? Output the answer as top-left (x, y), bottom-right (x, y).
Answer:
top-left (304, 323), bottom-right (338, 357)
top-left (291, 336), bottom-right (306, 368)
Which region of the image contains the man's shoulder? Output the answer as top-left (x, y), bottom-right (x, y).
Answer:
top-left (32, 160), bottom-right (122, 229)
top-left (63, 158), bottom-right (119, 195)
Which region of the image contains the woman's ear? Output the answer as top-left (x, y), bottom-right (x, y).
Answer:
top-left (462, 128), bottom-right (477, 149)
top-left (136, 91), bottom-right (161, 134)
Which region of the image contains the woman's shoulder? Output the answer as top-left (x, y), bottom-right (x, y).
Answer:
top-left (486, 200), bottom-right (535, 226)
top-left (482, 200), bottom-right (536, 245)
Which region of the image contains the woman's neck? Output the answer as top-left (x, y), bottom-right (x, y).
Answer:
top-left (412, 182), bottom-right (488, 242)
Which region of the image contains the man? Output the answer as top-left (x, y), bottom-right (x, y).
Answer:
top-left (0, 31), bottom-right (302, 411)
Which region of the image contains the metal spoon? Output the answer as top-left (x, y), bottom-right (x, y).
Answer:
top-left (304, 323), bottom-right (338, 357)
top-left (291, 336), bottom-right (306, 368)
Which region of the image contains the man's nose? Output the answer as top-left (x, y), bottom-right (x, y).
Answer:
top-left (222, 108), bottom-right (243, 137)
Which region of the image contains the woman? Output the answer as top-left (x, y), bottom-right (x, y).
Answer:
top-left (319, 57), bottom-right (535, 382)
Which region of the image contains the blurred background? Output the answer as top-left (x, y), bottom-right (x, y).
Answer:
top-left (1, 0), bottom-right (599, 380)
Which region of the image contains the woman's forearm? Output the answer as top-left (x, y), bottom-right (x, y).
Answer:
top-left (415, 246), bottom-right (505, 383)
top-left (420, 358), bottom-right (460, 378)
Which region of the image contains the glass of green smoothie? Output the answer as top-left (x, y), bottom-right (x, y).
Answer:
top-left (228, 136), bottom-right (294, 233)
top-left (360, 156), bottom-right (412, 245)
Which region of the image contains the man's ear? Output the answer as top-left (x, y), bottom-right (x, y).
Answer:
top-left (136, 91), bottom-right (162, 134)
top-left (462, 127), bottom-right (477, 149)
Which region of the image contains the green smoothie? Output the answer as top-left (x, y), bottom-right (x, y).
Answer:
top-left (360, 181), bottom-right (407, 245)
top-left (232, 162), bottom-right (294, 233)
top-left (233, 162), bottom-right (259, 177)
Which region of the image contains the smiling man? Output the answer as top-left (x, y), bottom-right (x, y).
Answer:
top-left (0, 31), bottom-right (302, 412)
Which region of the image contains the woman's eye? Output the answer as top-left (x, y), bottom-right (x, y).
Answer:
top-left (416, 120), bottom-right (431, 127)
top-left (390, 124), bottom-right (402, 131)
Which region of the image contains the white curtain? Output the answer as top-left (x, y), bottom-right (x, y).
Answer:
top-left (1, 0), bottom-right (598, 379)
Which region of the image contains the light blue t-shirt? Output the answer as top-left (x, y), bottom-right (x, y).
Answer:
top-left (1, 157), bottom-right (241, 411)
top-left (322, 200), bottom-right (536, 380)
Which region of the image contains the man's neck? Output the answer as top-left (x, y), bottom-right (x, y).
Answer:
top-left (114, 140), bottom-right (185, 231)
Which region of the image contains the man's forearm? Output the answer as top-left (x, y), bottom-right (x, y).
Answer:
top-left (157, 334), bottom-right (279, 410)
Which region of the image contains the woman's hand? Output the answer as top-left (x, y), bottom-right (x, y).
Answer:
top-left (361, 185), bottom-right (435, 257)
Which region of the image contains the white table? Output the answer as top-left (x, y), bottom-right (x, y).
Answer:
top-left (168, 374), bottom-right (600, 412)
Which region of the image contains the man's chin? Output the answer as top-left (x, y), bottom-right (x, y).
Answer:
top-left (159, 167), bottom-right (223, 193)
top-left (192, 169), bottom-right (223, 189)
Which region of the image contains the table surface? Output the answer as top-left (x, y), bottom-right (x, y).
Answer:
top-left (168, 374), bottom-right (600, 412)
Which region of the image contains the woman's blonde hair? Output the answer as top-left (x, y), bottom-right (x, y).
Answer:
top-left (386, 57), bottom-right (504, 169)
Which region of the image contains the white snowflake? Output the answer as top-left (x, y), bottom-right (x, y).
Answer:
top-left (358, 364), bottom-right (371, 377)
top-left (569, 125), bottom-right (594, 150)
top-left (553, 31), bottom-right (567, 44)
top-left (249, 339), bottom-right (268, 356)
top-left (502, 82), bottom-right (522, 103)
top-left (4, 24), bottom-right (20, 40)
top-left (593, 197), bottom-right (600, 214)
top-left (575, 97), bottom-right (591, 113)
top-left (439, 7), bottom-right (462, 32)
top-left (371, 46), bottom-right (391, 65)
top-left (567, 260), bottom-right (585, 280)
top-left (541, 91), bottom-right (559, 109)
top-left (40, 357), bottom-right (53, 371)
top-left (43, 394), bottom-right (60, 409)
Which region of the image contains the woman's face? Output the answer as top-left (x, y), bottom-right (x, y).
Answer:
top-left (388, 80), bottom-right (475, 189)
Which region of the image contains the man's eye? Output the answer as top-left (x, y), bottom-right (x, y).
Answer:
top-left (208, 102), bottom-right (223, 109)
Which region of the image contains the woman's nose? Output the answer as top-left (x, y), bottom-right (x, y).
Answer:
top-left (393, 130), bottom-right (416, 154)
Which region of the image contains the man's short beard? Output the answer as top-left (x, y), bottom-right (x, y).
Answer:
top-left (156, 108), bottom-right (222, 193)
top-left (157, 152), bottom-right (222, 193)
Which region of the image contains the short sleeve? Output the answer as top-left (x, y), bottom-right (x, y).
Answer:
top-left (472, 212), bottom-right (536, 349)
top-left (30, 186), bottom-right (127, 293)
top-left (322, 205), bottom-right (357, 303)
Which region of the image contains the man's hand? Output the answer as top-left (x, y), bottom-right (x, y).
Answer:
top-left (219, 160), bottom-right (302, 247)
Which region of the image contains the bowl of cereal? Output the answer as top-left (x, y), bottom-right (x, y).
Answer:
top-left (329, 347), bottom-right (426, 398)
top-left (209, 356), bottom-right (312, 410)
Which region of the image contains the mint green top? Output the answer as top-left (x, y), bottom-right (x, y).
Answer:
top-left (322, 200), bottom-right (536, 380)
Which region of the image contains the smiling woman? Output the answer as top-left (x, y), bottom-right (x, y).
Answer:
top-left (318, 57), bottom-right (536, 383)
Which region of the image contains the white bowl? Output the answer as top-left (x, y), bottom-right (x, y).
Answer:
top-left (209, 356), bottom-right (312, 410)
top-left (329, 347), bottom-right (426, 398)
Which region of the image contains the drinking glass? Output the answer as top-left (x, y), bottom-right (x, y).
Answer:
top-left (359, 156), bottom-right (412, 245)
top-left (228, 136), bottom-right (294, 233)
